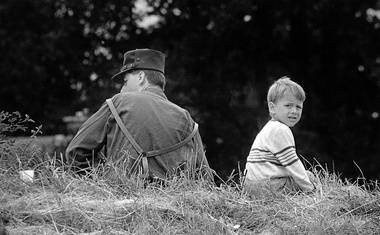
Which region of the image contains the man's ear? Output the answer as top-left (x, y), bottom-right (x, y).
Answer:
top-left (138, 71), bottom-right (146, 85)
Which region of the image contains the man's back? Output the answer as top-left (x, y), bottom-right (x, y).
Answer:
top-left (110, 87), bottom-right (193, 154)
top-left (66, 86), bottom-right (212, 180)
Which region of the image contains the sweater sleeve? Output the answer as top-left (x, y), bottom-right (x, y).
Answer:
top-left (272, 126), bottom-right (314, 192)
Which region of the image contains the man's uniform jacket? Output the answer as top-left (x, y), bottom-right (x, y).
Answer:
top-left (66, 86), bottom-right (213, 180)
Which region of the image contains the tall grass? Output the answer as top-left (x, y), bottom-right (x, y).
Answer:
top-left (1, 150), bottom-right (380, 235)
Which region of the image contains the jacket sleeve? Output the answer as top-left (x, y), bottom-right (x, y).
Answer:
top-left (65, 102), bottom-right (110, 171)
top-left (192, 129), bottom-right (215, 182)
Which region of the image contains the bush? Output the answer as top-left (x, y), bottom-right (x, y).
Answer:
top-left (0, 111), bottom-right (43, 172)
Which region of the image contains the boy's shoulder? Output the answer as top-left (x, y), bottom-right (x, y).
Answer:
top-left (257, 120), bottom-right (293, 140)
top-left (255, 120), bottom-right (294, 147)
top-left (263, 120), bottom-right (290, 132)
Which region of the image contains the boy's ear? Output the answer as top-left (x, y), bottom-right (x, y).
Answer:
top-left (268, 102), bottom-right (275, 113)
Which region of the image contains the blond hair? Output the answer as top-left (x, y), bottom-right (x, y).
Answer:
top-left (267, 76), bottom-right (306, 105)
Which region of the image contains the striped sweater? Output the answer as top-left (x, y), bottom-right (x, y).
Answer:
top-left (245, 120), bottom-right (314, 191)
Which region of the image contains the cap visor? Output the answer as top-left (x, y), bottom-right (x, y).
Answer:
top-left (111, 70), bottom-right (127, 83)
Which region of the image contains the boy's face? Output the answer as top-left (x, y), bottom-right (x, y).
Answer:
top-left (269, 90), bottom-right (303, 127)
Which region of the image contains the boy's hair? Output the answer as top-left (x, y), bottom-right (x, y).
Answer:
top-left (267, 76), bottom-right (306, 105)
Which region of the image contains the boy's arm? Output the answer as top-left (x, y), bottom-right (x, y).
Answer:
top-left (283, 157), bottom-right (315, 192)
top-left (273, 126), bottom-right (314, 192)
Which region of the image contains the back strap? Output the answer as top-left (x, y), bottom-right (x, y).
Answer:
top-left (106, 98), bottom-right (199, 174)
top-left (106, 99), bottom-right (144, 155)
top-left (147, 123), bottom-right (198, 157)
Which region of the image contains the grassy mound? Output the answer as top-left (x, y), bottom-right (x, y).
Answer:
top-left (1, 157), bottom-right (380, 235)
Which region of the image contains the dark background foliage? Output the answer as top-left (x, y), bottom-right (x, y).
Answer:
top-left (1, 0), bottom-right (379, 182)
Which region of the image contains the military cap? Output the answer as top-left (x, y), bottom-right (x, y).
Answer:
top-left (111, 48), bottom-right (165, 83)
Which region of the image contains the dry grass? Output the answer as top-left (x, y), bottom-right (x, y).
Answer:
top-left (1, 155), bottom-right (380, 235)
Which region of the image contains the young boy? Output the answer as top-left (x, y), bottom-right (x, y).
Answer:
top-left (244, 77), bottom-right (315, 195)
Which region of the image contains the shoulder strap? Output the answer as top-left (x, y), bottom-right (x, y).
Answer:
top-left (106, 99), bottom-right (144, 155)
top-left (146, 123), bottom-right (198, 157)
top-left (106, 98), bottom-right (149, 175)
top-left (106, 98), bottom-right (199, 174)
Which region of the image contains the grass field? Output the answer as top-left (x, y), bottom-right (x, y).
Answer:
top-left (1, 152), bottom-right (380, 235)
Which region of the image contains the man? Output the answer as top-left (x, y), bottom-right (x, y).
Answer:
top-left (66, 48), bottom-right (213, 181)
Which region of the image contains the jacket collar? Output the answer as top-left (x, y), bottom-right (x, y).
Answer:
top-left (142, 85), bottom-right (167, 100)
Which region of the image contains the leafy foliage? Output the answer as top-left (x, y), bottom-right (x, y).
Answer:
top-left (0, 111), bottom-right (34, 136)
top-left (0, 111), bottom-right (43, 171)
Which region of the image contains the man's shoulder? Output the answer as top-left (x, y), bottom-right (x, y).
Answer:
top-left (112, 91), bottom-right (159, 102)
top-left (112, 92), bottom-right (190, 115)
